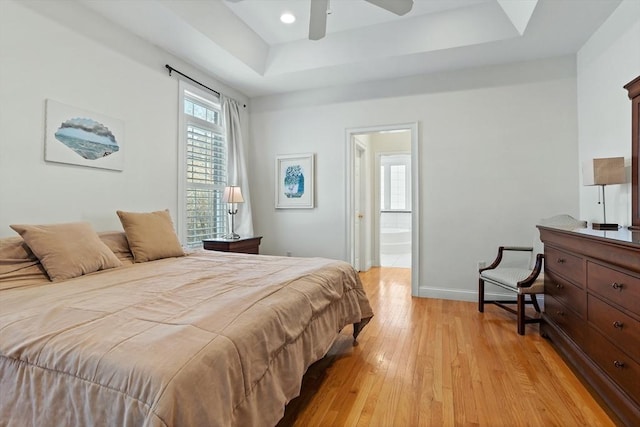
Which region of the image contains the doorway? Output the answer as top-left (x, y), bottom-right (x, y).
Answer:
top-left (346, 123), bottom-right (419, 296)
top-left (379, 152), bottom-right (412, 268)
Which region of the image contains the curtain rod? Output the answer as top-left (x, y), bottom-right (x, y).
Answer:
top-left (165, 64), bottom-right (246, 108)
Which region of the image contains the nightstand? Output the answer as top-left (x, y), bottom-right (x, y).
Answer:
top-left (202, 236), bottom-right (262, 254)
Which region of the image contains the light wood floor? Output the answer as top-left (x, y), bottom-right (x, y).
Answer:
top-left (278, 267), bottom-right (615, 427)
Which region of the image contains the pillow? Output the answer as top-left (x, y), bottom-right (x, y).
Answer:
top-left (98, 231), bottom-right (134, 265)
top-left (9, 222), bottom-right (122, 281)
top-left (116, 209), bottom-right (185, 262)
top-left (0, 236), bottom-right (50, 289)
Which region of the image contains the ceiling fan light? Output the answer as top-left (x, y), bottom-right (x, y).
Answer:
top-left (280, 12), bottom-right (296, 24)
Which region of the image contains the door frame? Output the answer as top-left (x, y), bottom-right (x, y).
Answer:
top-left (345, 122), bottom-right (420, 296)
top-left (353, 140), bottom-right (368, 271)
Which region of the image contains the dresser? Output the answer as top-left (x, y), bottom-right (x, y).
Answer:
top-left (537, 226), bottom-right (640, 426)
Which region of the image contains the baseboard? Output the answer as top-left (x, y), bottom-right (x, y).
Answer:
top-left (417, 286), bottom-right (512, 302)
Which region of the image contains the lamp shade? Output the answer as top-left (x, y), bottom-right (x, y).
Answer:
top-left (222, 186), bottom-right (244, 203)
top-left (582, 157), bottom-right (626, 186)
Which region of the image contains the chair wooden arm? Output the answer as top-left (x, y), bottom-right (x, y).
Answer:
top-left (479, 246), bottom-right (534, 272)
top-left (517, 253), bottom-right (544, 288)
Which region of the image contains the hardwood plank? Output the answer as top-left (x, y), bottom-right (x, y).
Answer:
top-left (278, 267), bottom-right (615, 427)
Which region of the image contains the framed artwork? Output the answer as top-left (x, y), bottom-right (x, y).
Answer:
top-left (45, 99), bottom-right (124, 171)
top-left (275, 153), bottom-right (315, 209)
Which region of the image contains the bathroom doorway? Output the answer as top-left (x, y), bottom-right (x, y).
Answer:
top-left (378, 152), bottom-right (412, 268)
top-left (346, 122), bottom-right (419, 296)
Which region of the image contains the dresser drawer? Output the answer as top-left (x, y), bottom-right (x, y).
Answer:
top-left (545, 272), bottom-right (585, 317)
top-left (587, 328), bottom-right (640, 406)
top-left (544, 294), bottom-right (584, 346)
top-left (588, 295), bottom-right (640, 364)
top-left (587, 261), bottom-right (640, 315)
top-left (545, 246), bottom-right (584, 286)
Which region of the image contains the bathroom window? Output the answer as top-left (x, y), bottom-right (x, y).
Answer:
top-left (380, 154), bottom-right (411, 211)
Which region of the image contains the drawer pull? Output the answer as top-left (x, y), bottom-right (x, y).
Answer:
top-left (555, 310), bottom-right (564, 316)
top-left (613, 360), bottom-right (625, 369)
top-left (555, 283), bottom-right (564, 289)
top-left (613, 321), bottom-right (624, 329)
top-left (611, 282), bottom-right (624, 291)
top-left (557, 258), bottom-right (566, 264)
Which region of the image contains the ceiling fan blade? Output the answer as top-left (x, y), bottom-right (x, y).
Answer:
top-left (309, 0), bottom-right (329, 40)
top-left (364, 0), bottom-right (413, 16)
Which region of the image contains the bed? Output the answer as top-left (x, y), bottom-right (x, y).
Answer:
top-left (0, 223), bottom-right (373, 427)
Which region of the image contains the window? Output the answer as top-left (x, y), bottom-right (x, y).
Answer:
top-left (389, 164), bottom-right (406, 210)
top-left (178, 83), bottom-right (227, 248)
top-left (380, 154), bottom-right (411, 211)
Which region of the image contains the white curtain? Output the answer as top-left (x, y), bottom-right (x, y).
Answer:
top-left (222, 96), bottom-right (254, 237)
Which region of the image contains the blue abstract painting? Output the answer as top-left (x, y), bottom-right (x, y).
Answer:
top-left (284, 164), bottom-right (305, 198)
top-left (276, 153), bottom-right (314, 208)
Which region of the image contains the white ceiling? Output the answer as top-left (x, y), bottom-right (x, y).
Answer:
top-left (225, 0), bottom-right (490, 44)
top-left (81, 0), bottom-right (622, 98)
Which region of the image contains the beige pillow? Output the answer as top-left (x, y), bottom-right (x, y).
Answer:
top-left (116, 209), bottom-right (185, 262)
top-left (9, 222), bottom-right (122, 281)
top-left (98, 231), bottom-right (134, 265)
top-left (0, 236), bottom-right (50, 289)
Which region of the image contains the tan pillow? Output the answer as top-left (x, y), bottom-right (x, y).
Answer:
top-left (98, 231), bottom-right (134, 265)
top-left (9, 222), bottom-right (122, 281)
top-left (116, 209), bottom-right (185, 262)
top-left (0, 236), bottom-right (50, 289)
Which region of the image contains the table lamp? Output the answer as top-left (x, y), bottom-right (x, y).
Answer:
top-left (222, 185), bottom-right (244, 239)
top-left (583, 157), bottom-right (626, 230)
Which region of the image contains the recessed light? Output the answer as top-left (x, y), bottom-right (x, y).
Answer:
top-left (280, 12), bottom-right (296, 24)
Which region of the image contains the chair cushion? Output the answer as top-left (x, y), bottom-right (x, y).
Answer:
top-left (480, 268), bottom-right (544, 294)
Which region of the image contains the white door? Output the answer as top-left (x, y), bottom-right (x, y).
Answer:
top-left (354, 146), bottom-right (364, 270)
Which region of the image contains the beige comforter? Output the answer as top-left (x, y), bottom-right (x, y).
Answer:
top-left (0, 251), bottom-right (373, 427)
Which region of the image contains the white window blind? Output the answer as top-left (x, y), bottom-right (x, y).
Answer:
top-left (181, 88), bottom-right (227, 248)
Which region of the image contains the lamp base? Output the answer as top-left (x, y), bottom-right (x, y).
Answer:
top-left (223, 232), bottom-right (241, 240)
top-left (592, 223), bottom-right (619, 231)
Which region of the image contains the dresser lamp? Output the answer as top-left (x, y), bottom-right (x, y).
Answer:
top-left (582, 157), bottom-right (626, 230)
top-left (222, 185), bottom-right (244, 239)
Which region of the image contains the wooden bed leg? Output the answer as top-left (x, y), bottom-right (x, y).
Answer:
top-left (352, 317), bottom-right (372, 346)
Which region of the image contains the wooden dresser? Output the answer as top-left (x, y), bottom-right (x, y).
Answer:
top-left (537, 226), bottom-right (640, 426)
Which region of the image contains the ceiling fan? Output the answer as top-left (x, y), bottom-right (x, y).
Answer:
top-left (309, 0), bottom-right (414, 40)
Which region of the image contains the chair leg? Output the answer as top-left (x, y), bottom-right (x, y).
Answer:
top-left (517, 294), bottom-right (525, 335)
top-left (478, 278), bottom-right (485, 313)
top-left (530, 294), bottom-right (541, 313)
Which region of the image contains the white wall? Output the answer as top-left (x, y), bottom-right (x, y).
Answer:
top-left (0, 0), bottom-right (248, 237)
top-left (577, 0), bottom-right (640, 227)
top-left (249, 57), bottom-right (580, 300)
